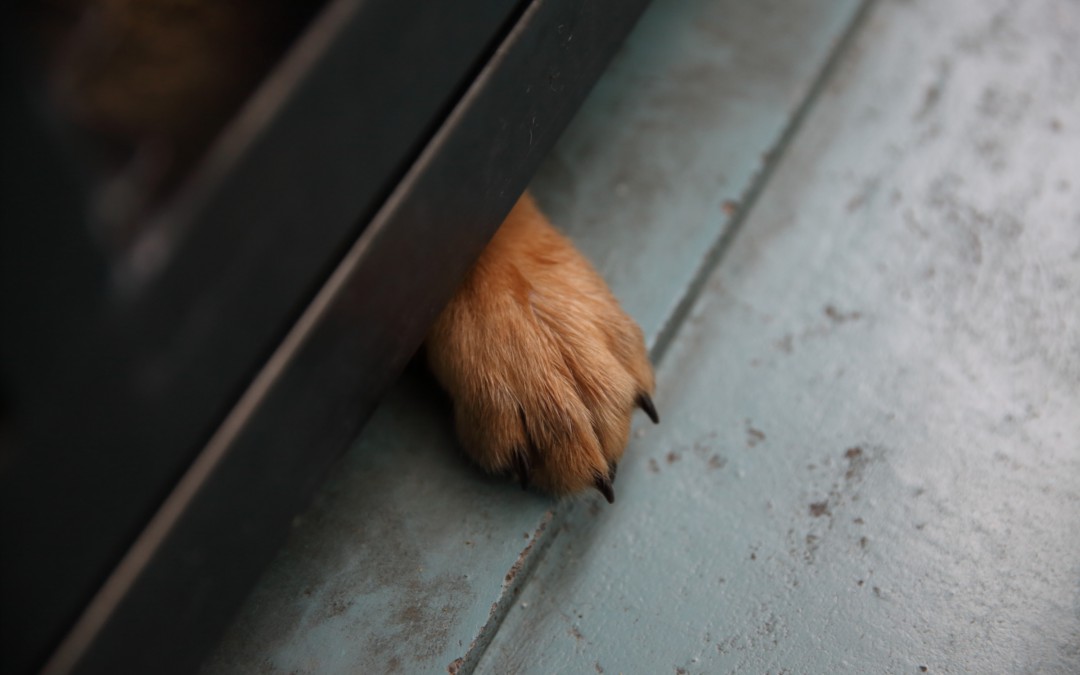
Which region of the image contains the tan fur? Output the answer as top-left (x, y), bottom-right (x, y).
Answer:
top-left (32, 0), bottom-right (657, 497)
top-left (427, 194), bottom-right (654, 496)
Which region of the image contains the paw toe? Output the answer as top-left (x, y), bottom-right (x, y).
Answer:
top-left (427, 194), bottom-right (657, 499)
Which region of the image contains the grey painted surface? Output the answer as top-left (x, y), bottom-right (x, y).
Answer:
top-left (203, 0), bottom-right (863, 672)
top-left (477, 0), bottom-right (1080, 673)
top-left (531, 0), bottom-right (861, 346)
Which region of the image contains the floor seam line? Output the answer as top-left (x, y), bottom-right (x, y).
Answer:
top-left (455, 508), bottom-right (564, 674)
top-left (648, 0), bottom-right (879, 367)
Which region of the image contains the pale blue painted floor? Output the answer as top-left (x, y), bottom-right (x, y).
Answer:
top-left (205, 0), bottom-right (1080, 672)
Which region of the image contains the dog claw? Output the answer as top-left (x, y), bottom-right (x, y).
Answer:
top-left (637, 393), bottom-right (660, 424)
top-left (607, 460), bottom-right (618, 483)
top-left (593, 473), bottom-right (615, 504)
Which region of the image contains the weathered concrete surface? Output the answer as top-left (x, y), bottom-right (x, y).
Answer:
top-left (202, 0), bottom-right (864, 672)
top-left (476, 0), bottom-right (1080, 672)
top-left (532, 0), bottom-right (863, 346)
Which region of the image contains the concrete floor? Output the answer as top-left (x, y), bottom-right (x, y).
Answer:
top-left (204, 0), bottom-right (1080, 672)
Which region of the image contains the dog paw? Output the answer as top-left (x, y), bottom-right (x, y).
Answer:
top-left (427, 193), bottom-right (657, 501)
